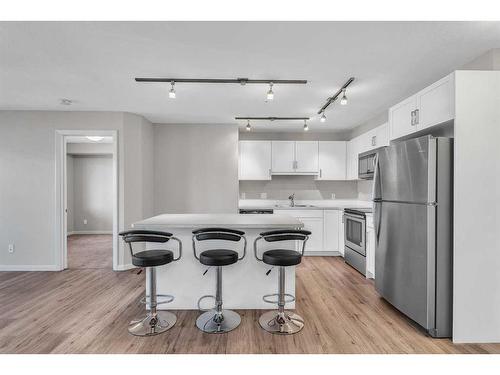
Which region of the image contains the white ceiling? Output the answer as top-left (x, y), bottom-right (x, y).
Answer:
top-left (1, 22), bottom-right (499, 132)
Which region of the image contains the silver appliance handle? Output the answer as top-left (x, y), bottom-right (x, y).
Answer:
top-left (372, 154), bottom-right (382, 244)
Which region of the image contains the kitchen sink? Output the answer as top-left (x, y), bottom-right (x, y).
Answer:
top-left (274, 204), bottom-right (316, 208)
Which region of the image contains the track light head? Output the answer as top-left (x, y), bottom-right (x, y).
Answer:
top-left (340, 89), bottom-right (348, 105)
top-left (169, 81), bottom-right (176, 99)
top-left (267, 82), bottom-right (274, 101)
top-left (320, 112), bottom-right (326, 123)
top-left (246, 120), bottom-right (251, 131)
top-left (303, 120), bottom-right (309, 132)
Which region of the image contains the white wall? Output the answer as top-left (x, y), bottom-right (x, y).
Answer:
top-left (71, 155), bottom-right (113, 232)
top-left (153, 124), bottom-right (239, 214)
top-left (461, 48), bottom-right (500, 70)
top-left (0, 111), bottom-right (153, 270)
top-left (453, 71), bottom-right (500, 343)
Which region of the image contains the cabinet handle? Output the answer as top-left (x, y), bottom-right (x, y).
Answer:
top-left (319, 168), bottom-right (322, 178)
top-left (410, 110), bottom-right (415, 126)
top-left (415, 109), bottom-right (419, 125)
top-left (371, 136), bottom-right (376, 147)
top-left (269, 168), bottom-right (271, 177)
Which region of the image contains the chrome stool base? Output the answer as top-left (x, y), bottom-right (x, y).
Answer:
top-left (128, 310), bottom-right (177, 336)
top-left (259, 310), bottom-right (304, 335)
top-left (196, 309), bottom-right (241, 333)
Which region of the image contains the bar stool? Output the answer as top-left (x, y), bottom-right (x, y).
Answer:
top-left (119, 229), bottom-right (182, 336)
top-left (192, 227), bottom-right (246, 333)
top-left (253, 229), bottom-right (311, 334)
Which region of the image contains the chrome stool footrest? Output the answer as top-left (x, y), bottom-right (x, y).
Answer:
top-left (262, 293), bottom-right (295, 305)
top-left (197, 294), bottom-right (216, 312)
top-left (140, 294), bottom-right (175, 306)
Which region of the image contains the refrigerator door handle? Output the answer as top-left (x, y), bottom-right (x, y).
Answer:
top-left (372, 154), bottom-right (382, 243)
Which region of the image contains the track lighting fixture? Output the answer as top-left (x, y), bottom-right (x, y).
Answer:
top-left (303, 120), bottom-right (309, 132)
top-left (246, 120), bottom-right (252, 131)
top-left (340, 89), bottom-right (348, 105)
top-left (168, 81), bottom-right (176, 99)
top-left (267, 82), bottom-right (274, 101)
top-left (320, 112), bottom-right (326, 123)
top-left (317, 77), bottom-right (354, 115)
top-left (136, 77), bottom-right (307, 101)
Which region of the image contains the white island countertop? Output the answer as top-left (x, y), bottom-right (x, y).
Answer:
top-left (133, 213), bottom-right (303, 230)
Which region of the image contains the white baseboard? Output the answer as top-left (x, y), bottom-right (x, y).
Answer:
top-left (0, 264), bottom-right (60, 271)
top-left (304, 251), bottom-right (342, 256)
top-left (115, 263), bottom-right (135, 271)
top-left (67, 231), bottom-right (112, 236)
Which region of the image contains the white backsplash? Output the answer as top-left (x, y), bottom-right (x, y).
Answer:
top-left (239, 176), bottom-right (358, 200)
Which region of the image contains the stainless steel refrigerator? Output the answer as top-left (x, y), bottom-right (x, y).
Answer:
top-left (373, 135), bottom-right (453, 338)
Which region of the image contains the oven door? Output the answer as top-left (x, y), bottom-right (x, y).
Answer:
top-left (344, 214), bottom-right (366, 255)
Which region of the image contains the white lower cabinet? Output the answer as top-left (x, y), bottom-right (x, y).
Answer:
top-left (276, 209), bottom-right (345, 256)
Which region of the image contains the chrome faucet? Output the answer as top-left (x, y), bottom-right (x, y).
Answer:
top-left (288, 193), bottom-right (295, 207)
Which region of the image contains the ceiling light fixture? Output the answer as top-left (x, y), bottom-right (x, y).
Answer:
top-left (340, 89), bottom-right (348, 105)
top-left (136, 77), bottom-right (307, 100)
top-left (303, 120), bottom-right (309, 132)
top-left (168, 81), bottom-right (176, 99)
top-left (320, 112), bottom-right (327, 123)
top-left (267, 82), bottom-right (274, 101)
top-left (60, 98), bottom-right (73, 106)
top-left (317, 77), bottom-right (355, 115)
top-left (246, 120), bottom-right (252, 132)
top-left (86, 136), bottom-right (105, 142)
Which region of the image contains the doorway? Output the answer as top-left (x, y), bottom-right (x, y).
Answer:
top-left (55, 130), bottom-right (119, 271)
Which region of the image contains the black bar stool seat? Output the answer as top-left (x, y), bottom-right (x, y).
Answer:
top-left (132, 250), bottom-right (174, 268)
top-left (262, 249), bottom-right (302, 267)
top-left (199, 249), bottom-right (238, 266)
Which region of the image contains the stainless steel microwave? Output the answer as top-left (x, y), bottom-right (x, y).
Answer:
top-left (358, 147), bottom-right (385, 180)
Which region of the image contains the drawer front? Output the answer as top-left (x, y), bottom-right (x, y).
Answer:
top-left (274, 209), bottom-right (324, 218)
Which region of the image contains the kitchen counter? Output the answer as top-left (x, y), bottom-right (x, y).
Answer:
top-left (239, 199), bottom-right (372, 211)
top-left (133, 213), bottom-right (303, 229)
top-left (132, 213), bottom-right (302, 310)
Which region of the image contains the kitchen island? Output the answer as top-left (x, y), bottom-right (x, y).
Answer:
top-left (132, 213), bottom-right (303, 310)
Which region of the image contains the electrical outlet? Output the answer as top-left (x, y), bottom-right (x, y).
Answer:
top-left (8, 244), bottom-right (14, 253)
top-left (260, 192), bottom-right (267, 199)
top-left (241, 192), bottom-right (246, 199)
top-left (331, 193), bottom-right (336, 200)
top-left (83, 219), bottom-right (88, 225)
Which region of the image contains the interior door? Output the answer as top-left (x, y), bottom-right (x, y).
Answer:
top-left (271, 141), bottom-right (295, 173)
top-left (239, 141), bottom-right (271, 180)
top-left (377, 136), bottom-right (431, 203)
top-left (389, 96), bottom-right (417, 140)
top-left (374, 201), bottom-right (434, 330)
top-left (295, 141), bottom-right (319, 173)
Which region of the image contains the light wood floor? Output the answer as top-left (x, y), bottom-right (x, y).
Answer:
top-left (0, 257), bottom-right (499, 354)
top-left (67, 234), bottom-right (112, 269)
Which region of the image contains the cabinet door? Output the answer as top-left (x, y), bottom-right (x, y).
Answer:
top-left (417, 73), bottom-right (455, 131)
top-left (389, 96), bottom-right (417, 140)
top-left (338, 213), bottom-right (345, 257)
top-left (318, 141), bottom-right (346, 180)
top-left (375, 122), bottom-right (389, 148)
top-left (300, 217), bottom-right (324, 253)
top-left (346, 137), bottom-right (360, 180)
top-left (323, 210), bottom-right (340, 252)
top-left (271, 141), bottom-right (295, 173)
top-left (295, 141), bottom-right (319, 173)
top-left (239, 141), bottom-right (271, 180)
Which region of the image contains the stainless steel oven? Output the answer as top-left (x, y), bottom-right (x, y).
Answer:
top-left (343, 208), bottom-right (370, 275)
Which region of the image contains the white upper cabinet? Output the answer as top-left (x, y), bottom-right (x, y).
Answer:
top-left (238, 141), bottom-right (272, 180)
top-left (271, 141), bottom-right (319, 175)
top-left (295, 141), bottom-right (319, 173)
top-left (271, 141), bottom-right (295, 173)
top-left (317, 141), bottom-right (347, 180)
top-left (417, 74), bottom-right (455, 131)
top-left (389, 73), bottom-right (455, 140)
top-left (389, 96), bottom-right (418, 140)
top-left (346, 137), bottom-right (360, 180)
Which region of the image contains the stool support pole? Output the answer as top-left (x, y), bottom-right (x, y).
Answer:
top-left (215, 266), bottom-right (223, 313)
top-left (278, 266), bottom-right (286, 314)
top-left (148, 267), bottom-right (157, 316)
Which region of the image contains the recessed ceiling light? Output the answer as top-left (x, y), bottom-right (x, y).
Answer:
top-left (60, 98), bottom-right (73, 106)
top-left (86, 136), bottom-right (105, 142)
